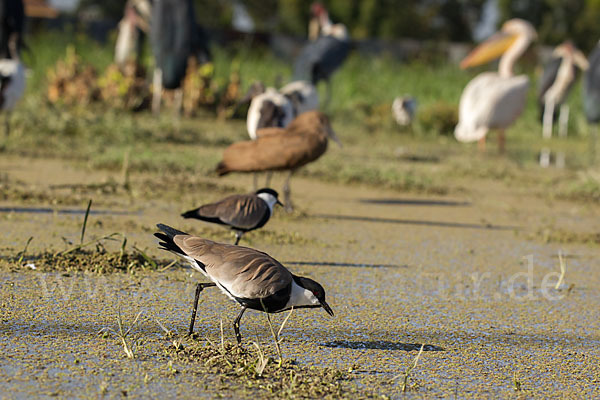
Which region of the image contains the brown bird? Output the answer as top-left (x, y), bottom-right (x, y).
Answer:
top-left (216, 111), bottom-right (341, 211)
top-left (154, 224), bottom-right (334, 343)
top-left (181, 188), bottom-right (283, 245)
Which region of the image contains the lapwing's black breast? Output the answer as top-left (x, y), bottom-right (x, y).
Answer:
top-left (235, 282), bottom-right (292, 313)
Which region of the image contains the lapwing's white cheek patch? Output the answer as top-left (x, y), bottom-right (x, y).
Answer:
top-left (309, 292), bottom-right (320, 305)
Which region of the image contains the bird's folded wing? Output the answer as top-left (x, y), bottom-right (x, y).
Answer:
top-left (173, 236), bottom-right (292, 298)
top-left (215, 195), bottom-right (267, 229)
top-left (221, 134), bottom-right (315, 172)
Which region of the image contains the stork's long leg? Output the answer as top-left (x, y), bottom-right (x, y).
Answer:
top-left (188, 282), bottom-right (217, 335)
top-left (592, 124), bottom-right (599, 165)
top-left (283, 170), bottom-right (294, 213)
top-left (558, 104), bottom-right (569, 138)
top-left (152, 68), bottom-right (163, 115)
top-left (4, 113), bottom-right (11, 137)
top-left (543, 100), bottom-right (555, 139)
top-left (540, 147), bottom-right (551, 168)
top-left (173, 88), bottom-right (183, 117)
top-left (233, 306), bottom-right (247, 344)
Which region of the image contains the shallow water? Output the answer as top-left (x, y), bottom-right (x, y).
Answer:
top-left (1, 155), bottom-right (599, 398)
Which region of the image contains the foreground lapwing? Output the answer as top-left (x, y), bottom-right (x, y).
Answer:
top-left (154, 224), bottom-right (334, 343)
top-left (216, 111), bottom-right (341, 211)
top-left (181, 188), bottom-right (283, 245)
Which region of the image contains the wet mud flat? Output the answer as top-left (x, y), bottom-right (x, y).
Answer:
top-left (1, 155), bottom-right (600, 398)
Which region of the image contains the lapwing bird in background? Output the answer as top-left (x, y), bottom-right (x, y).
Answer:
top-left (181, 188), bottom-right (283, 245)
top-left (154, 224), bottom-right (334, 343)
top-left (216, 111), bottom-right (341, 212)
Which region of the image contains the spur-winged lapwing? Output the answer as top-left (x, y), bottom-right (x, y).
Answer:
top-left (154, 224), bottom-right (334, 343)
top-left (216, 111), bottom-right (341, 212)
top-left (181, 188), bottom-right (283, 245)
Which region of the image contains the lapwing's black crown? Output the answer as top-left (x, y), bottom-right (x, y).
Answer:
top-left (295, 276), bottom-right (326, 302)
top-left (256, 188), bottom-right (280, 198)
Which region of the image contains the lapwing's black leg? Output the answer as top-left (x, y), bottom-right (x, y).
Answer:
top-left (234, 231), bottom-right (243, 245)
top-left (188, 282), bottom-right (217, 335)
top-left (233, 306), bottom-right (247, 345)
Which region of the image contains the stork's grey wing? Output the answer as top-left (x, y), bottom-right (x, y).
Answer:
top-left (584, 46), bottom-right (600, 123)
top-left (538, 56), bottom-right (561, 102)
top-left (173, 236), bottom-right (292, 298)
top-left (294, 36), bottom-right (350, 83)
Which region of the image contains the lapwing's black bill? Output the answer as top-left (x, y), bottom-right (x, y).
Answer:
top-left (154, 223), bottom-right (333, 344)
top-left (181, 188), bottom-right (283, 245)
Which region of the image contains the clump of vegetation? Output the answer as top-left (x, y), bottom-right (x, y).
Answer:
top-left (556, 176), bottom-right (600, 203)
top-left (1, 250), bottom-right (164, 274)
top-left (99, 308), bottom-right (144, 359)
top-left (533, 227), bottom-right (600, 246)
top-left (166, 339), bottom-right (357, 399)
top-left (395, 344), bottom-right (424, 393)
top-left (416, 101), bottom-right (458, 136)
top-left (1, 200), bottom-right (169, 273)
top-left (47, 46), bottom-right (100, 106)
top-left (97, 61), bottom-right (150, 111)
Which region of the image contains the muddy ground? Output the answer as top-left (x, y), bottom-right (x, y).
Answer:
top-left (1, 153), bottom-right (599, 398)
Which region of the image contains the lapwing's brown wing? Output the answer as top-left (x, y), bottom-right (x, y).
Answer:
top-left (214, 195), bottom-right (269, 230)
top-left (173, 236), bottom-right (292, 299)
top-left (193, 194), bottom-right (268, 230)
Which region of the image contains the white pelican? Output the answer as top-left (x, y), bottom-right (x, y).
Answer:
top-left (455, 19), bottom-right (537, 153)
top-left (538, 41), bottom-right (588, 139)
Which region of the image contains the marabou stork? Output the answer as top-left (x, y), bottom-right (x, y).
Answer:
top-left (583, 41), bottom-right (600, 162)
top-left (293, 3), bottom-right (349, 105)
top-left (114, 0), bottom-right (151, 68)
top-left (455, 19), bottom-right (537, 153)
top-left (538, 41), bottom-right (588, 139)
top-left (0, 0), bottom-right (25, 136)
top-left (150, 0), bottom-right (210, 114)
